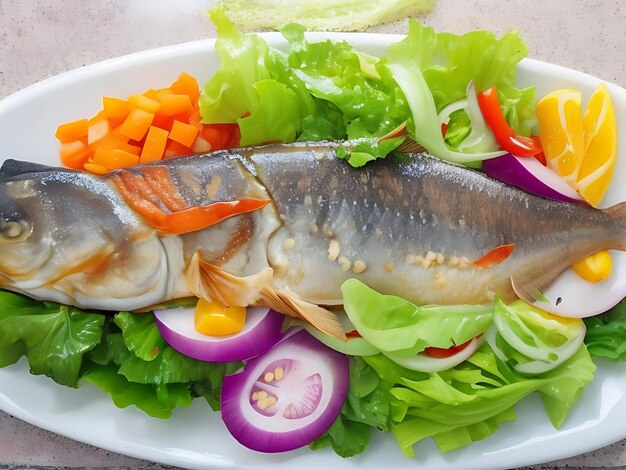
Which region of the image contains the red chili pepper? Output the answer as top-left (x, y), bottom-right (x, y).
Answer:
top-left (531, 136), bottom-right (547, 166)
top-left (441, 122), bottom-right (448, 137)
top-left (477, 86), bottom-right (542, 157)
top-left (345, 330), bottom-right (362, 339)
top-left (424, 338), bottom-right (473, 359)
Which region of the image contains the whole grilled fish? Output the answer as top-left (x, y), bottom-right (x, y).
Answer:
top-left (1, 143), bottom-right (624, 339)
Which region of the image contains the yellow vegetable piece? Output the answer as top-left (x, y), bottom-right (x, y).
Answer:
top-left (194, 298), bottom-right (247, 336)
top-left (572, 250), bottom-right (612, 283)
top-left (576, 83), bottom-right (617, 207)
top-left (536, 89), bottom-right (585, 184)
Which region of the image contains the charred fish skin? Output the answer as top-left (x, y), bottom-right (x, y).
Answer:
top-left (248, 143), bottom-right (623, 306)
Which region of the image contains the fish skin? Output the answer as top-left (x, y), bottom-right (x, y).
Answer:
top-left (0, 143), bottom-right (623, 313)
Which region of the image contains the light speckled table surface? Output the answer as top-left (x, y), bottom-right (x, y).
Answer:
top-left (2, 0), bottom-right (626, 468)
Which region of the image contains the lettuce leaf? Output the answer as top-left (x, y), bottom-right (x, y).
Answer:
top-left (341, 279), bottom-right (493, 355)
top-left (386, 21), bottom-right (536, 164)
top-left (80, 363), bottom-right (195, 419)
top-left (584, 299), bottom-right (626, 360)
top-left (365, 343), bottom-right (595, 455)
top-left (201, 9), bottom-right (407, 165)
top-left (310, 357), bottom-right (391, 457)
top-left (389, 21), bottom-right (536, 135)
top-left (0, 291), bottom-right (104, 387)
top-left (85, 312), bottom-right (241, 414)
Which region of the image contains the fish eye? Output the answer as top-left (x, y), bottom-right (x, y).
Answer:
top-left (0, 219), bottom-right (31, 241)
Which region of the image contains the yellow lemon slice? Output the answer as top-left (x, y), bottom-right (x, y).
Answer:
top-left (576, 83), bottom-right (618, 207)
top-left (536, 89), bottom-right (585, 184)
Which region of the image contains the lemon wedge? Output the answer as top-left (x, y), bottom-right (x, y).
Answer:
top-left (576, 83), bottom-right (617, 207)
top-left (536, 89), bottom-right (585, 184)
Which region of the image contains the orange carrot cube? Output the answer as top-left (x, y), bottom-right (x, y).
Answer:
top-left (87, 118), bottom-right (111, 145)
top-left (84, 162), bottom-right (109, 175)
top-left (93, 146), bottom-right (139, 170)
top-left (140, 126), bottom-right (169, 163)
top-left (169, 120), bottom-right (198, 147)
top-left (128, 94), bottom-right (160, 114)
top-left (159, 94), bottom-right (194, 116)
top-left (143, 89), bottom-right (159, 100)
top-left (102, 97), bottom-right (129, 120)
top-left (170, 72), bottom-right (199, 102)
top-left (55, 119), bottom-right (88, 143)
top-left (60, 140), bottom-right (90, 169)
top-left (118, 109), bottom-right (154, 141)
top-left (152, 113), bottom-right (174, 131)
top-left (154, 87), bottom-right (173, 101)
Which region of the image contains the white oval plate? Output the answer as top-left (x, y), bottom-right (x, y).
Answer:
top-left (1, 32), bottom-right (626, 470)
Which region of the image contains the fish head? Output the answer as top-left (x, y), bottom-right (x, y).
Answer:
top-left (0, 160), bottom-right (119, 282)
top-left (0, 170), bottom-right (54, 281)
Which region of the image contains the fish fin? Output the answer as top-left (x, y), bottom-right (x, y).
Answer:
top-left (186, 253), bottom-right (273, 307)
top-left (510, 263), bottom-right (567, 305)
top-left (603, 202), bottom-right (626, 251)
top-left (474, 243), bottom-right (516, 268)
top-left (260, 287), bottom-right (347, 342)
top-left (602, 201), bottom-right (626, 218)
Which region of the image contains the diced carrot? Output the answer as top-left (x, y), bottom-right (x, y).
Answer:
top-left (192, 136), bottom-right (212, 153)
top-left (118, 109), bottom-right (154, 141)
top-left (152, 113), bottom-right (174, 131)
top-left (160, 94), bottom-right (194, 116)
top-left (140, 126), bottom-right (169, 163)
top-left (154, 87), bottom-right (173, 101)
top-left (88, 118), bottom-right (111, 145)
top-left (56, 119), bottom-right (89, 143)
top-left (128, 94), bottom-right (160, 114)
top-left (170, 72), bottom-right (199, 102)
top-left (164, 140), bottom-right (192, 158)
top-left (60, 141), bottom-right (90, 169)
top-left (172, 111), bottom-right (194, 125)
top-left (143, 89), bottom-right (158, 100)
top-left (108, 149), bottom-right (140, 168)
top-left (102, 97), bottom-right (129, 120)
top-left (91, 131), bottom-right (127, 151)
top-left (93, 146), bottom-right (139, 170)
top-left (84, 162), bottom-right (109, 175)
top-left (121, 143), bottom-right (142, 156)
top-left (169, 120), bottom-right (198, 147)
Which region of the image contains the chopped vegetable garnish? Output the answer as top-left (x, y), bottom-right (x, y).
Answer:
top-left (477, 86), bottom-right (543, 157)
top-left (55, 72), bottom-right (240, 173)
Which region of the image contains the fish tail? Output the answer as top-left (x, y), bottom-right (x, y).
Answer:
top-left (603, 202), bottom-right (626, 251)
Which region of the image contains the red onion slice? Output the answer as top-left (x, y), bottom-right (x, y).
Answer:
top-left (483, 153), bottom-right (585, 204)
top-left (220, 328), bottom-right (349, 453)
top-left (153, 306), bottom-right (284, 362)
